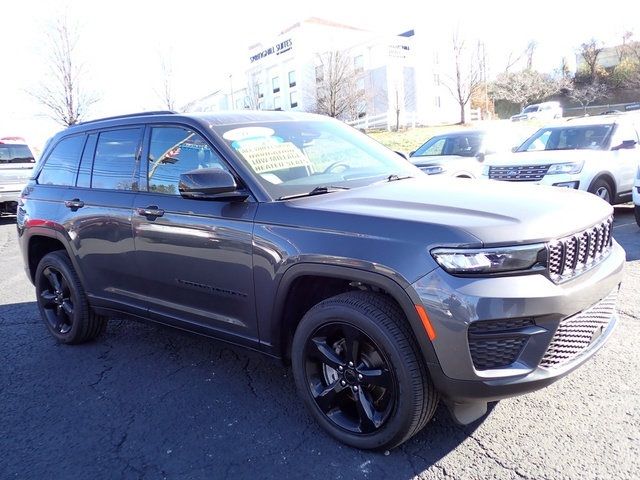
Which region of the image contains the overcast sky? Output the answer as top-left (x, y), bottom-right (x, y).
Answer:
top-left (2, 0), bottom-right (639, 148)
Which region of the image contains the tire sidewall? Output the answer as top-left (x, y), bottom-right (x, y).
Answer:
top-left (35, 252), bottom-right (85, 344)
top-left (589, 179), bottom-right (613, 204)
top-left (291, 301), bottom-right (421, 450)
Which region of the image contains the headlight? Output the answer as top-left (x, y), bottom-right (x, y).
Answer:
top-left (431, 244), bottom-right (545, 274)
top-left (420, 165), bottom-right (445, 175)
top-left (547, 162), bottom-right (583, 175)
top-left (481, 165), bottom-right (490, 176)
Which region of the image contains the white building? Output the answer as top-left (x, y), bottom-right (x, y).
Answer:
top-left (185, 18), bottom-right (462, 127)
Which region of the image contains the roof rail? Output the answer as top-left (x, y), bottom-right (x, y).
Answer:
top-left (76, 110), bottom-right (176, 126)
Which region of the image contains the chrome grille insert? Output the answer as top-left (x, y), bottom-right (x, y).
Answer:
top-left (547, 216), bottom-right (613, 282)
top-left (488, 165), bottom-right (551, 181)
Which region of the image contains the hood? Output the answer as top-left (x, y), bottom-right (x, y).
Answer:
top-left (486, 149), bottom-right (605, 166)
top-left (282, 176), bottom-right (612, 246)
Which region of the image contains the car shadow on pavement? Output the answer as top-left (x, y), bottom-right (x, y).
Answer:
top-left (0, 302), bottom-right (489, 480)
top-left (613, 206), bottom-right (640, 261)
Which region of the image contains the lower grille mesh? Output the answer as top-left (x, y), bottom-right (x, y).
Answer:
top-left (468, 318), bottom-right (534, 370)
top-left (540, 290), bottom-right (618, 368)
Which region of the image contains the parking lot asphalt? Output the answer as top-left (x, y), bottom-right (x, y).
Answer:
top-left (1, 207), bottom-right (639, 480)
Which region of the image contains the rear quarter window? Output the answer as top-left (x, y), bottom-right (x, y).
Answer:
top-left (38, 135), bottom-right (86, 186)
top-left (91, 128), bottom-right (142, 190)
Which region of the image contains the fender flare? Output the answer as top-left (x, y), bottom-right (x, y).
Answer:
top-left (269, 262), bottom-right (439, 365)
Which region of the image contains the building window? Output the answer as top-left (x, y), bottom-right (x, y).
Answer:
top-left (354, 55), bottom-right (364, 73)
top-left (258, 100), bottom-right (264, 110)
top-left (272, 77), bottom-right (280, 93)
top-left (357, 100), bottom-right (366, 118)
top-left (433, 73), bottom-right (440, 86)
top-left (288, 70), bottom-right (296, 88)
top-left (315, 65), bottom-right (324, 83)
top-left (356, 77), bottom-right (365, 94)
top-left (274, 96), bottom-right (281, 111)
top-left (434, 96), bottom-right (441, 108)
top-left (257, 83), bottom-right (264, 99)
top-left (290, 91), bottom-right (298, 108)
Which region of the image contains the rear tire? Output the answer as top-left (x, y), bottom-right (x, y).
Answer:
top-left (291, 291), bottom-right (438, 450)
top-left (588, 178), bottom-right (613, 204)
top-left (35, 251), bottom-right (107, 344)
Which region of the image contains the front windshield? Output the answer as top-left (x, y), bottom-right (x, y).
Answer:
top-left (522, 105), bottom-right (539, 113)
top-left (214, 119), bottom-right (421, 199)
top-left (411, 133), bottom-right (482, 158)
top-left (517, 124), bottom-right (614, 152)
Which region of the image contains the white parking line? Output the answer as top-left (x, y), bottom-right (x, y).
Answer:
top-left (613, 222), bottom-right (636, 229)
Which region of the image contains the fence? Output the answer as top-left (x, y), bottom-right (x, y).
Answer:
top-left (562, 101), bottom-right (640, 117)
top-left (347, 111), bottom-right (419, 131)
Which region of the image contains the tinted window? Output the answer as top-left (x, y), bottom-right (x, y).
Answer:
top-left (412, 137), bottom-right (446, 156)
top-left (92, 129), bottom-right (142, 190)
top-left (76, 134), bottom-right (97, 188)
top-left (445, 135), bottom-right (482, 156)
top-left (38, 136), bottom-right (85, 186)
top-left (147, 127), bottom-right (228, 195)
top-left (519, 125), bottom-right (613, 152)
top-left (0, 144), bottom-right (35, 164)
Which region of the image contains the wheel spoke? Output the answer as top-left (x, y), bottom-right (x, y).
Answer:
top-left (40, 291), bottom-right (57, 308)
top-left (355, 388), bottom-right (379, 433)
top-left (54, 307), bottom-right (65, 331)
top-left (61, 300), bottom-right (74, 317)
top-left (309, 337), bottom-right (343, 369)
top-left (313, 381), bottom-right (342, 413)
top-left (358, 367), bottom-right (392, 389)
top-left (44, 268), bottom-right (62, 293)
top-left (341, 325), bottom-right (361, 366)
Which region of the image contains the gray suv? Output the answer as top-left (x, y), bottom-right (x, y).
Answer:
top-left (17, 111), bottom-right (624, 450)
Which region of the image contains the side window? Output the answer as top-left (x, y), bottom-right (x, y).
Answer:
top-left (612, 123), bottom-right (639, 147)
top-left (91, 128), bottom-right (142, 190)
top-left (413, 138), bottom-right (445, 156)
top-left (147, 127), bottom-right (228, 195)
top-left (76, 133), bottom-right (97, 188)
top-left (38, 135), bottom-right (85, 186)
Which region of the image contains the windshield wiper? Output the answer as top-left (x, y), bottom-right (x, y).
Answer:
top-left (278, 185), bottom-right (350, 200)
top-left (386, 174), bottom-right (413, 182)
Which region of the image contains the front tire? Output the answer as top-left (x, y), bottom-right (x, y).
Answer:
top-left (291, 291), bottom-right (438, 450)
top-left (588, 178), bottom-right (613, 204)
top-left (35, 251), bottom-right (107, 344)
top-left (635, 205), bottom-right (640, 228)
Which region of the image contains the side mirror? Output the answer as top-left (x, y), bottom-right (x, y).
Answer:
top-left (409, 150), bottom-right (416, 156)
top-left (394, 150), bottom-right (408, 160)
top-left (179, 168), bottom-right (248, 201)
top-left (612, 139), bottom-right (637, 150)
top-left (511, 146), bottom-right (518, 153)
top-left (475, 151), bottom-right (486, 162)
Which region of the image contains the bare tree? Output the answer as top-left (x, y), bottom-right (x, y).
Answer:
top-left (244, 74), bottom-right (262, 109)
top-left (568, 83), bottom-right (609, 114)
top-left (525, 41), bottom-right (537, 70)
top-left (578, 39), bottom-right (604, 83)
top-left (156, 52), bottom-right (176, 111)
top-left (443, 33), bottom-right (482, 124)
top-left (490, 70), bottom-right (569, 110)
top-left (310, 50), bottom-right (366, 120)
top-left (29, 16), bottom-right (99, 126)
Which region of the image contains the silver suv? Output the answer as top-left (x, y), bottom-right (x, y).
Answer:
top-left (0, 139), bottom-right (35, 215)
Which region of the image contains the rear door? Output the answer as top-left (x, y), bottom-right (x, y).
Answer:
top-left (131, 125), bottom-right (259, 342)
top-left (60, 127), bottom-right (144, 312)
top-left (609, 122), bottom-right (639, 195)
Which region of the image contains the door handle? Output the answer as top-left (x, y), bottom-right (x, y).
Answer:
top-left (136, 206), bottom-right (165, 218)
top-left (64, 198), bottom-right (85, 210)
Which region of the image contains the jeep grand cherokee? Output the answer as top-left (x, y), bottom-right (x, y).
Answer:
top-left (17, 111), bottom-right (624, 450)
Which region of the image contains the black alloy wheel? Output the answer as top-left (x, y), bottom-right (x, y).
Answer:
top-left (291, 291), bottom-right (439, 450)
top-left (35, 251), bottom-right (107, 344)
top-left (38, 265), bottom-right (75, 334)
top-left (304, 322), bottom-right (396, 434)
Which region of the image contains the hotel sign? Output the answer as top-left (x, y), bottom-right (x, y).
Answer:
top-left (250, 39), bottom-right (293, 63)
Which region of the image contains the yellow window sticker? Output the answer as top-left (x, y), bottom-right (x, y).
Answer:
top-left (238, 142), bottom-right (312, 173)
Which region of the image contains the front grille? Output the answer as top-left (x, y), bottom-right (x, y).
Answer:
top-left (548, 216), bottom-right (613, 282)
top-left (540, 289), bottom-right (618, 368)
top-left (489, 165), bottom-right (550, 181)
top-left (468, 318), bottom-right (535, 370)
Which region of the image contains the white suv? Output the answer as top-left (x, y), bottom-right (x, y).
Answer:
top-left (0, 137), bottom-right (36, 215)
top-left (481, 115), bottom-right (640, 204)
top-left (510, 101), bottom-right (563, 122)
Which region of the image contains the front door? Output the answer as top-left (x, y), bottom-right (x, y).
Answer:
top-left (132, 125), bottom-right (259, 342)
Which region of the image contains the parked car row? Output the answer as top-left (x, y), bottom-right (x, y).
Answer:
top-left (409, 113), bottom-right (640, 213)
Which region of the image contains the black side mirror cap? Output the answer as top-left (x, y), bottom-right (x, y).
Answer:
top-left (394, 150), bottom-right (408, 160)
top-left (475, 152), bottom-right (486, 162)
top-left (179, 168), bottom-right (248, 201)
top-left (612, 139), bottom-right (637, 150)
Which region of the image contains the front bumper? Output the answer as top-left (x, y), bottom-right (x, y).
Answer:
top-left (409, 240), bottom-right (624, 422)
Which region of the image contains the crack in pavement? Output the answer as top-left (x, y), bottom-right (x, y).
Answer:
top-left (465, 433), bottom-right (532, 480)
